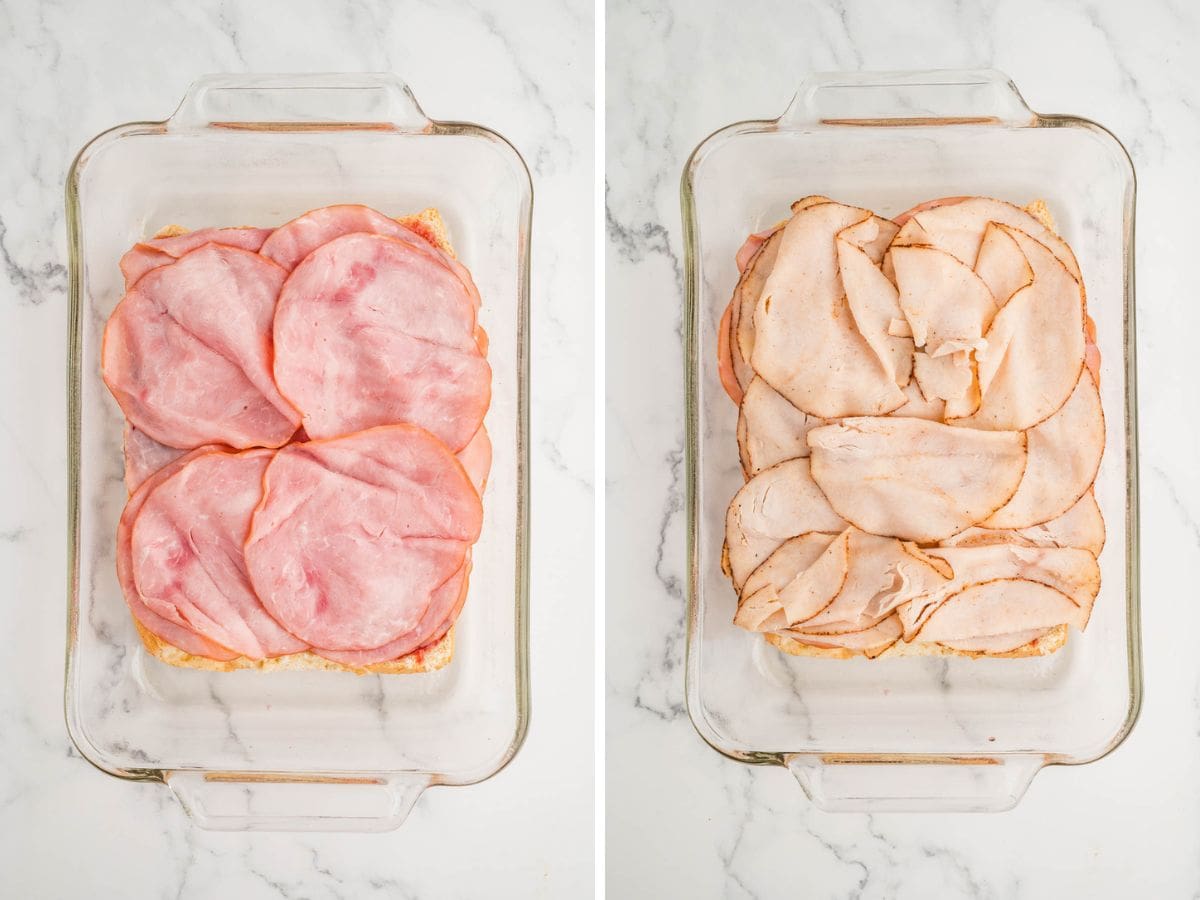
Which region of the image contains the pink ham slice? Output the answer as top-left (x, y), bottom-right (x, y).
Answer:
top-left (244, 424), bottom-right (483, 651)
top-left (123, 422), bottom-right (187, 493)
top-left (259, 204), bottom-right (480, 308)
top-left (102, 243), bottom-right (301, 450)
top-left (119, 227), bottom-right (273, 289)
top-left (272, 232), bottom-right (490, 450)
top-left (116, 448), bottom-right (237, 660)
top-left (314, 560), bottom-right (471, 666)
top-left (457, 427), bottom-right (492, 495)
top-left (131, 449), bottom-right (308, 659)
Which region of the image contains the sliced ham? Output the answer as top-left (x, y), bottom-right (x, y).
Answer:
top-left (272, 232), bottom-right (490, 450)
top-left (119, 226), bottom-right (273, 289)
top-left (102, 243), bottom-right (301, 449)
top-left (131, 449), bottom-right (308, 659)
top-left (123, 423), bottom-right (187, 493)
top-left (457, 426), bottom-right (493, 496)
top-left (244, 425), bottom-right (482, 651)
top-left (259, 204), bottom-right (480, 308)
top-left (116, 448), bottom-right (238, 661)
top-left (314, 560), bottom-right (471, 667)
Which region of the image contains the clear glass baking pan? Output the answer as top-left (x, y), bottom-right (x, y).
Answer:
top-left (682, 70), bottom-right (1140, 812)
top-left (65, 74), bottom-right (531, 831)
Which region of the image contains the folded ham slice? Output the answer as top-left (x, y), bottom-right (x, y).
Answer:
top-left (272, 232), bottom-right (490, 450)
top-left (102, 243), bottom-right (301, 449)
top-left (116, 448), bottom-right (237, 661)
top-left (259, 203), bottom-right (480, 308)
top-left (131, 449), bottom-right (308, 659)
top-left (119, 226), bottom-right (273, 289)
top-left (244, 425), bottom-right (482, 651)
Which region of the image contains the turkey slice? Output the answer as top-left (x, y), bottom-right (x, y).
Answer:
top-left (984, 367), bottom-right (1104, 528)
top-left (912, 349), bottom-right (973, 402)
top-left (937, 628), bottom-right (1051, 653)
top-left (891, 244), bottom-right (998, 353)
top-left (975, 222), bottom-right (1033, 306)
top-left (723, 457), bottom-right (848, 590)
top-left (914, 578), bottom-right (1085, 643)
top-left (950, 225), bottom-right (1085, 431)
top-left (737, 376), bottom-right (824, 476)
top-left (907, 196), bottom-right (1081, 279)
top-left (837, 218), bottom-right (912, 388)
top-left (737, 531), bottom-right (848, 630)
top-left (780, 614), bottom-right (903, 658)
top-left (791, 529), bottom-right (951, 634)
top-left (898, 544), bottom-right (1100, 638)
top-left (889, 379), bottom-right (945, 421)
top-left (941, 490), bottom-right (1106, 557)
top-left (807, 418), bottom-right (1027, 542)
top-left (751, 202), bottom-right (906, 417)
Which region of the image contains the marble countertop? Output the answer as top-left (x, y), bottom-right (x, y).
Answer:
top-left (606, 0), bottom-right (1198, 896)
top-left (0, 0), bottom-right (592, 896)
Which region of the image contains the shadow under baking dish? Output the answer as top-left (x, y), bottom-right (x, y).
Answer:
top-left (64, 74), bottom-right (531, 831)
top-left (682, 70), bottom-right (1140, 812)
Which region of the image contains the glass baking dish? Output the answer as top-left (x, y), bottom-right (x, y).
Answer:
top-left (65, 74), bottom-right (531, 831)
top-left (681, 70), bottom-right (1140, 812)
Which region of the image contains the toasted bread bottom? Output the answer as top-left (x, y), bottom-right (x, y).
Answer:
top-left (765, 624), bottom-right (1068, 660)
top-left (134, 620), bottom-right (453, 674)
top-left (133, 207), bottom-right (462, 675)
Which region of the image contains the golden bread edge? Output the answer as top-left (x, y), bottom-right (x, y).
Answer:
top-left (138, 207), bottom-right (461, 674)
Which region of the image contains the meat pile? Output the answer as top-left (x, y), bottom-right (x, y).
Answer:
top-left (103, 204), bottom-right (491, 670)
top-left (718, 197), bottom-right (1105, 659)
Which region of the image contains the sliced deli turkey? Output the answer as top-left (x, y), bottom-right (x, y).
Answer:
top-left (718, 195), bottom-right (1105, 658)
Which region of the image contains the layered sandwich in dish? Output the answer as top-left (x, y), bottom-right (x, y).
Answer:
top-left (718, 196), bottom-right (1104, 659)
top-left (104, 204), bottom-right (491, 673)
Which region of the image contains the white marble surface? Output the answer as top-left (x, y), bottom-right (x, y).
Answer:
top-left (607, 0), bottom-right (1198, 896)
top-left (0, 1), bottom-right (592, 897)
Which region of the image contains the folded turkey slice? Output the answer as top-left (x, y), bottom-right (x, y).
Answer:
top-left (937, 628), bottom-right (1053, 654)
top-left (736, 377), bottom-right (824, 477)
top-left (949, 225), bottom-right (1085, 431)
top-left (789, 528), bottom-right (951, 634)
top-left (914, 579), bottom-right (1085, 644)
top-left (941, 490), bottom-right (1106, 557)
top-left (735, 531), bottom-right (847, 630)
top-left (723, 457), bottom-right (847, 590)
top-left (891, 244), bottom-right (997, 355)
top-left (836, 218), bottom-right (912, 388)
top-left (729, 227), bottom-right (782, 393)
top-left (807, 418), bottom-right (1027, 542)
top-left (974, 222), bottom-right (1034, 306)
top-left (898, 544), bottom-right (1100, 639)
top-left (983, 367), bottom-right (1104, 528)
top-left (750, 202), bottom-right (906, 417)
top-left (900, 196), bottom-right (1081, 280)
top-left (779, 614), bottom-right (903, 658)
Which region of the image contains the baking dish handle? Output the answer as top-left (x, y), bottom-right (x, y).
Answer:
top-left (780, 69), bottom-right (1036, 127)
top-left (168, 73), bottom-right (432, 132)
top-left (166, 772), bottom-right (430, 832)
top-left (786, 754), bottom-right (1042, 813)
